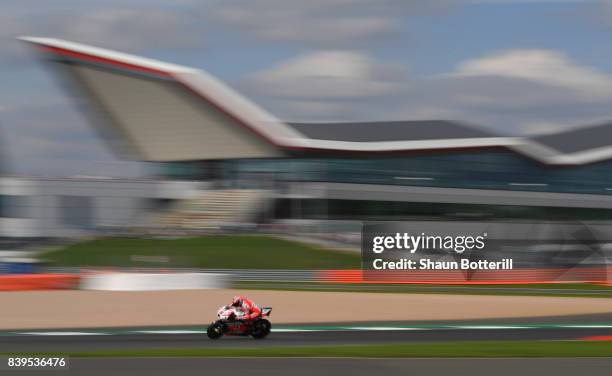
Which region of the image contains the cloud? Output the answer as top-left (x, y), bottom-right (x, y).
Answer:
top-left (454, 49), bottom-right (612, 99)
top-left (208, 0), bottom-right (451, 46)
top-left (404, 50), bottom-right (612, 133)
top-left (243, 50), bottom-right (407, 119)
top-left (0, 1), bottom-right (206, 175)
top-left (249, 50), bottom-right (405, 99)
top-left (1, 0), bottom-right (609, 176)
top-left (207, 0), bottom-right (579, 46)
top-left (45, 9), bottom-right (196, 51)
top-left (244, 48), bottom-right (612, 134)
top-left (0, 2), bottom-right (203, 62)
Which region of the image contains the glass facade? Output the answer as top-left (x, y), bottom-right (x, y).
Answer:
top-left (157, 150), bottom-right (612, 195)
top-left (274, 199), bottom-right (612, 221)
top-left (0, 195), bottom-right (27, 218)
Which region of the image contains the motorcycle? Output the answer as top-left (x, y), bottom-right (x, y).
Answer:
top-left (207, 305), bottom-right (272, 340)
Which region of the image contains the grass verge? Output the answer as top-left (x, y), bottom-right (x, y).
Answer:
top-left (42, 235), bottom-right (360, 269)
top-left (4, 341), bottom-right (612, 358)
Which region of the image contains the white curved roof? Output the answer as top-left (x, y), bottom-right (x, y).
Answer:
top-left (19, 37), bottom-right (612, 165)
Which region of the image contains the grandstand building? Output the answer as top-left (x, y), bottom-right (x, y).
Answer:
top-left (18, 37), bottom-right (612, 228)
top-left (0, 177), bottom-right (201, 239)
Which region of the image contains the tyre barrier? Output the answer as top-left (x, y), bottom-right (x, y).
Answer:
top-left (0, 274), bottom-right (80, 291)
top-left (79, 272), bottom-right (230, 291)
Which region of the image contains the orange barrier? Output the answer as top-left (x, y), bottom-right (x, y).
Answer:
top-left (318, 267), bottom-right (612, 284)
top-left (0, 274), bottom-right (80, 291)
top-left (579, 335), bottom-right (612, 341)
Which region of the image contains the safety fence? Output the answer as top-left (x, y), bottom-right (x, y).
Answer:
top-left (45, 268), bottom-right (320, 283)
top-left (1, 267), bottom-right (611, 291)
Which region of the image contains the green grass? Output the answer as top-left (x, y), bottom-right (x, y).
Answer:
top-left (6, 341), bottom-right (612, 358)
top-left (42, 236), bottom-right (360, 269)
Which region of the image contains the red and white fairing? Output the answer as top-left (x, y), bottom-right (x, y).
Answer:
top-left (217, 305), bottom-right (246, 321)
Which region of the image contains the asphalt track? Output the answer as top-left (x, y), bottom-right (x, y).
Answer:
top-left (3, 314), bottom-right (612, 376)
top-left (2, 326), bottom-right (612, 352)
top-left (12, 358), bottom-right (612, 376)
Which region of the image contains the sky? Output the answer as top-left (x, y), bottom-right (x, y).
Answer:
top-left (1, 0), bottom-right (612, 176)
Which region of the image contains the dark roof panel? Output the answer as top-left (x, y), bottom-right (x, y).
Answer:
top-left (288, 120), bottom-right (497, 142)
top-left (532, 122), bottom-right (612, 154)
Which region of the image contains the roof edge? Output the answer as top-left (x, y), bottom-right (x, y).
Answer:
top-left (19, 36), bottom-right (306, 148)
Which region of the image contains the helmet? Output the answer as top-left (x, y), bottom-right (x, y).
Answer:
top-left (231, 295), bottom-right (244, 307)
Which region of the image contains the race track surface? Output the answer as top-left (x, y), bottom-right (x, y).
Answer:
top-left (2, 325), bottom-right (612, 352)
top-left (14, 358), bottom-right (612, 376)
top-left (4, 314), bottom-right (612, 376)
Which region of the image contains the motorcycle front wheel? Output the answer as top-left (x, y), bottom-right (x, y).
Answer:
top-left (207, 322), bottom-right (225, 339)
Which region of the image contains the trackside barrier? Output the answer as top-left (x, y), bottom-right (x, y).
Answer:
top-left (46, 267), bottom-right (319, 282)
top-left (317, 267), bottom-right (612, 284)
top-left (0, 274), bottom-right (80, 291)
top-left (79, 272), bottom-right (230, 291)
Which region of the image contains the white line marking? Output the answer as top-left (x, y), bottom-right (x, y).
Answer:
top-left (9, 324), bottom-right (612, 336)
top-left (343, 327), bottom-right (427, 331)
top-left (508, 183), bottom-right (548, 186)
top-left (135, 330), bottom-right (203, 334)
top-left (558, 325), bottom-right (612, 329)
top-left (272, 329), bottom-right (325, 332)
top-left (394, 177), bottom-right (434, 181)
top-left (452, 326), bottom-right (530, 330)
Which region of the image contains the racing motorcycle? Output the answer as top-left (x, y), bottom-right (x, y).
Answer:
top-left (207, 305), bottom-right (272, 339)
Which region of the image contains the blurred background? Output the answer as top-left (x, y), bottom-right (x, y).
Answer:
top-left (0, 0), bottom-right (612, 286)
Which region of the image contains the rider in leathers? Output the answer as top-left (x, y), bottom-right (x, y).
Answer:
top-left (230, 295), bottom-right (261, 322)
